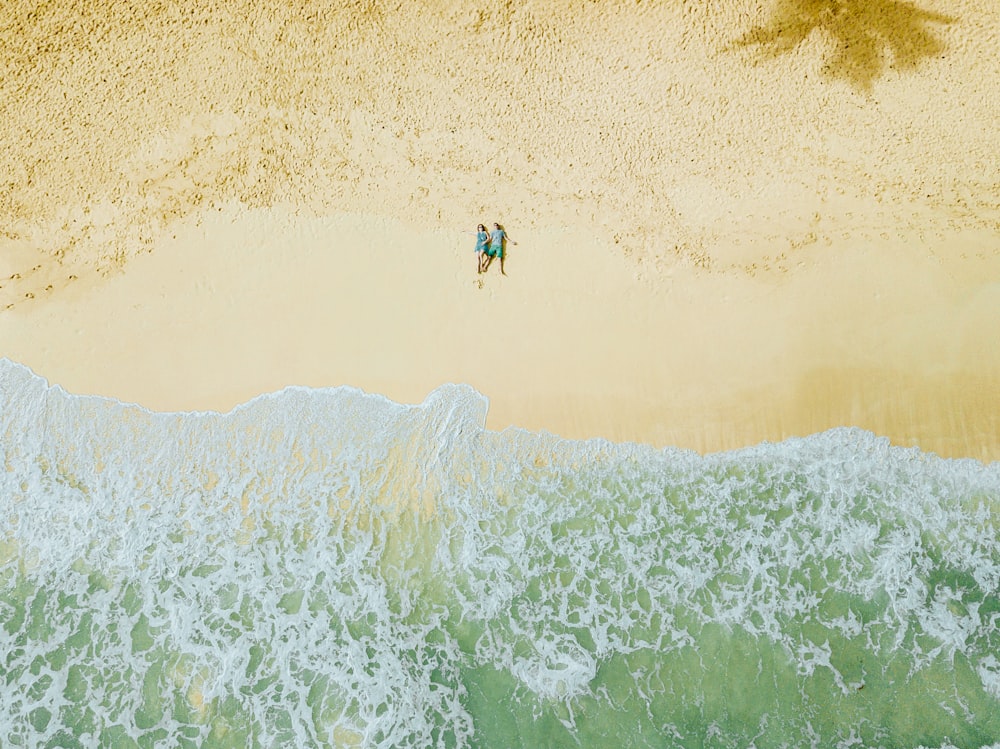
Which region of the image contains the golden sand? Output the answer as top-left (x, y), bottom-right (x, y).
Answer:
top-left (1, 0), bottom-right (998, 460)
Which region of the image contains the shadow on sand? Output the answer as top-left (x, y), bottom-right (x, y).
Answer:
top-left (732, 0), bottom-right (955, 91)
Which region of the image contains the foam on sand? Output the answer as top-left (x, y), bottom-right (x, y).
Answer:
top-left (3, 359), bottom-right (1000, 746)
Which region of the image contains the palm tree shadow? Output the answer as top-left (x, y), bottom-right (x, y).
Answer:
top-left (732, 0), bottom-right (955, 91)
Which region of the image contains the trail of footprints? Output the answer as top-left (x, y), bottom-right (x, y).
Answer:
top-left (1, 266), bottom-right (78, 311)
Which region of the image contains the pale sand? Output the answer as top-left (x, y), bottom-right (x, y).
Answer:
top-left (1, 0), bottom-right (998, 460)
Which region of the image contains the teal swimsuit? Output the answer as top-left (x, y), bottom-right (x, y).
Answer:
top-left (475, 231), bottom-right (489, 253)
top-left (488, 229), bottom-right (505, 258)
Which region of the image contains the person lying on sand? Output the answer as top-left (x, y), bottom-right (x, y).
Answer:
top-left (482, 223), bottom-right (516, 276)
top-left (465, 223), bottom-right (490, 274)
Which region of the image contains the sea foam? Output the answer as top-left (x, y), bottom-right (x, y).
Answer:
top-left (1, 359), bottom-right (999, 748)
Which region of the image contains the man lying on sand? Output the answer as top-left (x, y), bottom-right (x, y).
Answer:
top-left (482, 223), bottom-right (517, 276)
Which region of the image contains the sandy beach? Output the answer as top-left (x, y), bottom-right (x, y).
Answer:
top-left (2, 0), bottom-right (999, 461)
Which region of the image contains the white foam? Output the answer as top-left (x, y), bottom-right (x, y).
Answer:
top-left (3, 358), bottom-right (1000, 744)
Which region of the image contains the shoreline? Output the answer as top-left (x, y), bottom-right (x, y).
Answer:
top-left (5, 354), bottom-right (997, 465)
top-left (2, 205), bottom-right (997, 463)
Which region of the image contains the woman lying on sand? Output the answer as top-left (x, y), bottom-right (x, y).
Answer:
top-left (466, 224), bottom-right (490, 274)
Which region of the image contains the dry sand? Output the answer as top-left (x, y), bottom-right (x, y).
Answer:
top-left (1, 0), bottom-right (998, 461)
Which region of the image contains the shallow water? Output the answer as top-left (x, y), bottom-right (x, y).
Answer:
top-left (2, 358), bottom-right (999, 748)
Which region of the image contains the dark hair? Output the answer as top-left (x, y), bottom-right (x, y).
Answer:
top-left (477, 224), bottom-right (485, 231)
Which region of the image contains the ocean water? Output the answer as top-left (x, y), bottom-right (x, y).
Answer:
top-left (1, 358), bottom-right (999, 749)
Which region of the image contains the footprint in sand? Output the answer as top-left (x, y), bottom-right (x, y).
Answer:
top-left (9, 273), bottom-right (20, 280)
top-left (24, 292), bottom-right (34, 299)
top-left (475, 279), bottom-right (484, 290)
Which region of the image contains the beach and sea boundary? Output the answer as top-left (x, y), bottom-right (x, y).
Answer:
top-left (2, 0), bottom-right (1000, 746)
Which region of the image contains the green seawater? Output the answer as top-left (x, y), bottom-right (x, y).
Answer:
top-left (2, 359), bottom-right (999, 748)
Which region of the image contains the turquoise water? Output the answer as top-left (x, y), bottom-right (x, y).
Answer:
top-left (2, 358), bottom-right (999, 748)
